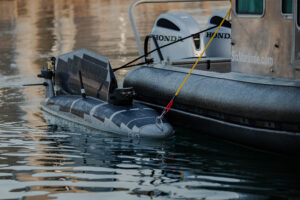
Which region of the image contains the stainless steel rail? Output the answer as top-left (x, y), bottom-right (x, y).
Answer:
top-left (129, 0), bottom-right (227, 58)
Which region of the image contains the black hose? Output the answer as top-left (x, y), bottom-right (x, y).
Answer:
top-left (113, 25), bottom-right (218, 72)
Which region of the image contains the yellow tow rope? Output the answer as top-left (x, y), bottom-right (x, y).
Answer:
top-left (157, 5), bottom-right (232, 121)
top-left (175, 7), bottom-right (232, 96)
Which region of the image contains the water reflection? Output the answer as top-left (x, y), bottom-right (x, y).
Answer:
top-left (1, 123), bottom-right (300, 199)
top-left (1, 0), bottom-right (299, 199)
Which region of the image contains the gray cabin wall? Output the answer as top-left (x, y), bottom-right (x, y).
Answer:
top-left (231, 0), bottom-right (300, 79)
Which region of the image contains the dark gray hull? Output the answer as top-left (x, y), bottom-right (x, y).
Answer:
top-left (123, 66), bottom-right (300, 154)
top-left (42, 95), bottom-right (173, 138)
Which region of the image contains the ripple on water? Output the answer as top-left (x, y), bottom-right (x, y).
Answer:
top-left (0, 122), bottom-right (237, 199)
top-left (1, 116), bottom-right (300, 199)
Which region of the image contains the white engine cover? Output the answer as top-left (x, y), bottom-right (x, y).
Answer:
top-left (203, 10), bottom-right (232, 58)
top-left (150, 12), bottom-right (201, 63)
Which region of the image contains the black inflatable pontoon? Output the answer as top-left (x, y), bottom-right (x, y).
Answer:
top-left (124, 65), bottom-right (300, 154)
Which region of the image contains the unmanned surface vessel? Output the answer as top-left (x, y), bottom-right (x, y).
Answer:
top-left (37, 49), bottom-right (173, 138)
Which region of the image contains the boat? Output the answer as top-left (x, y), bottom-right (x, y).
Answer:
top-left (123, 0), bottom-right (300, 154)
top-left (32, 49), bottom-right (173, 138)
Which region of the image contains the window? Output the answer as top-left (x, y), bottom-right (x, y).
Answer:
top-left (236, 0), bottom-right (264, 15)
top-left (282, 0), bottom-right (292, 14)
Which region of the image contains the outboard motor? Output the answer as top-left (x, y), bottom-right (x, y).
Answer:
top-left (150, 12), bottom-right (201, 63)
top-left (203, 10), bottom-right (231, 58)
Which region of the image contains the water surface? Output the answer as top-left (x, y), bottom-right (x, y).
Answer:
top-left (0, 0), bottom-right (300, 199)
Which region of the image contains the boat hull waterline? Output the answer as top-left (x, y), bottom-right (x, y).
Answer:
top-left (41, 95), bottom-right (173, 138)
top-left (124, 65), bottom-right (300, 154)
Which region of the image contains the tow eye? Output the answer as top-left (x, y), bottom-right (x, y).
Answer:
top-left (155, 116), bottom-right (164, 131)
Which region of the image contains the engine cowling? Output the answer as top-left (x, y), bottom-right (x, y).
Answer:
top-left (203, 10), bottom-right (232, 58)
top-left (150, 12), bottom-right (201, 63)
top-left (149, 10), bottom-right (232, 62)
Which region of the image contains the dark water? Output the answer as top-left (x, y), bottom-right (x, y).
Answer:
top-left (0, 0), bottom-right (300, 199)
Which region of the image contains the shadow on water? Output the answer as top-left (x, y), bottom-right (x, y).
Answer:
top-left (175, 128), bottom-right (300, 199)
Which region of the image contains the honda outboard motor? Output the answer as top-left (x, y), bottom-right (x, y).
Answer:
top-left (203, 10), bottom-right (231, 58)
top-left (150, 12), bottom-right (201, 63)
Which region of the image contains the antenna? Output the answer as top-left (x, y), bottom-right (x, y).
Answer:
top-left (79, 70), bottom-right (86, 99)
